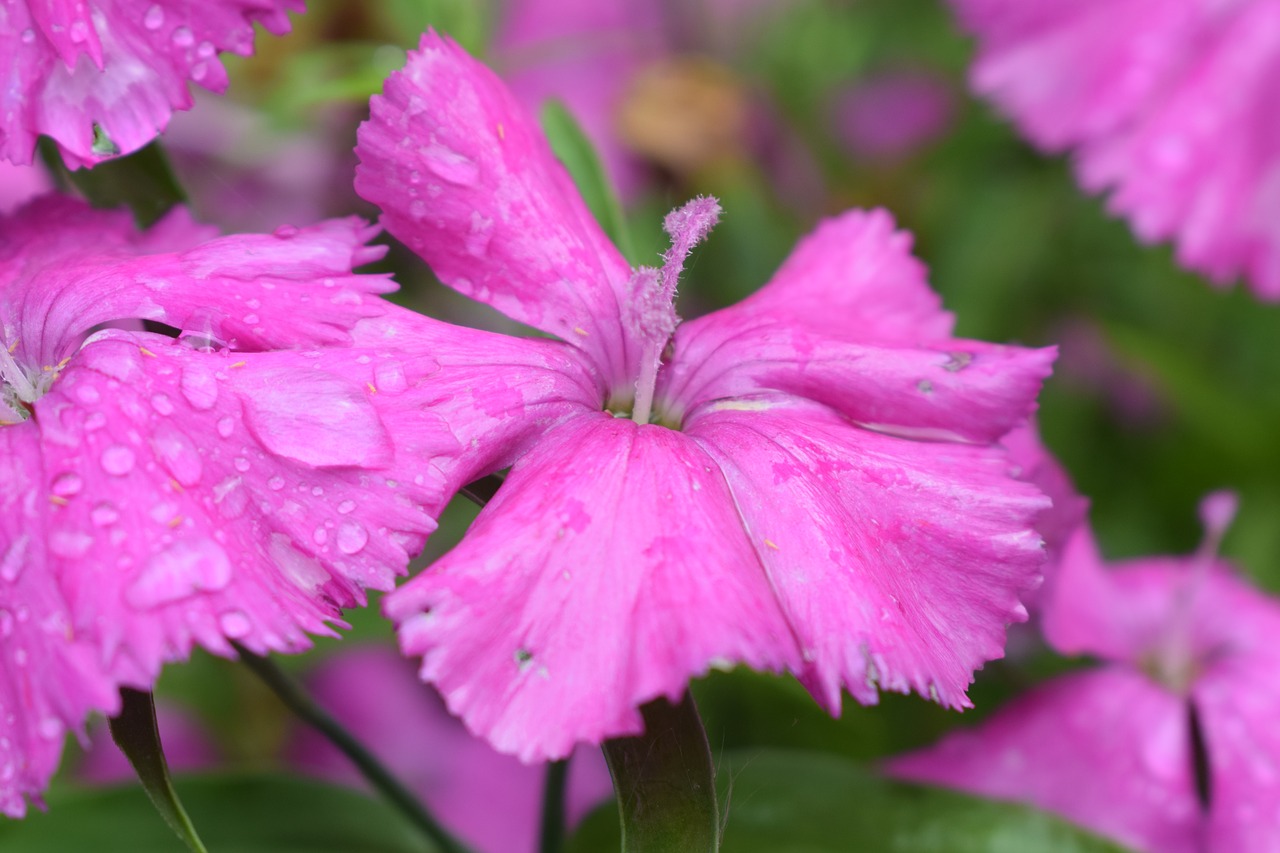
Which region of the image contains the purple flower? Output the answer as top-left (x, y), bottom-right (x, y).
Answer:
top-left (889, 494), bottom-right (1280, 852)
top-left (1, 0), bottom-right (303, 168)
top-left (286, 646), bottom-right (611, 853)
top-left (951, 0), bottom-right (1280, 297)
top-left (833, 71), bottom-right (956, 161)
top-left (355, 33), bottom-right (1055, 762)
top-left (0, 196), bottom-right (449, 816)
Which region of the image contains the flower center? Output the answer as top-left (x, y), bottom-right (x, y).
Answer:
top-left (620, 196), bottom-right (721, 427)
top-left (0, 341), bottom-right (60, 425)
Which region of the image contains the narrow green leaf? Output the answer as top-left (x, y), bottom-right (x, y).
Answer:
top-left (106, 689), bottom-right (208, 853)
top-left (602, 692), bottom-right (720, 853)
top-left (539, 100), bottom-right (639, 264)
top-left (0, 773), bottom-right (438, 853)
top-left (539, 759), bottom-right (569, 853)
top-left (38, 137), bottom-right (186, 227)
top-left (570, 749), bottom-right (1131, 853)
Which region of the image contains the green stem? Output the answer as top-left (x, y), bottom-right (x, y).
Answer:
top-left (603, 693), bottom-right (720, 853)
top-left (539, 759), bottom-right (569, 853)
top-left (108, 688), bottom-right (209, 853)
top-left (37, 137), bottom-right (186, 226)
top-left (232, 644), bottom-right (473, 853)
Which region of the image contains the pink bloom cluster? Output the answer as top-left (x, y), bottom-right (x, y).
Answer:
top-left (0, 196), bottom-right (450, 816)
top-left (1, 0), bottom-right (302, 168)
top-left (951, 0), bottom-right (1280, 297)
top-left (891, 494), bottom-right (1280, 852)
top-left (356, 33), bottom-right (1055, 762)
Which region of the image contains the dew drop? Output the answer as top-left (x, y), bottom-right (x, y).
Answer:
top-left (243, 313), bottom-right (260, 326)
top-left (269, 534), bottom-right (328, 591)
top-left (216, 416), bottom-right (235, 438)
top-left (409, 200), bottom-right (426, 218)
top-left (313, 526), bottom-right (328, 546)
top-left (336, 521), bottom-right (368, 555)
top-left (76, 384), bottom-right (101, 405)
top-left (69, 21), bottom-right (89, 43)
top-left (0, 537), bottom-right (27, 582)
top-left (267, 476), bottom-right (285, 491)
top-left (337, 499), bottom-right (356, 515)
top-left (38, 718), bottom-right (62, 740)
top-left (49, 531), bottom-right (93, 558)
top-left (191, 62), bottom-right (207, 82)
top-left (373, 361), bottom-right (408, 395)
top-left (234, 457), bottom-right (251, 473)
top-left (153, 425), bottom-right (203, 486)
top-left (84, 411), bottom-right (107, 431)
top-left (420, 142), bottom-right (480, 186)
top-left (196, 40), bottom-right (215, 59)
top-left (127, 538), bottom-right (232, 608)
top-left (172, 25), bottom-right (194, 47)
top-left (101, 445), bottom-right (136, 476)
top-left (244, 370), bottom-right (393, 468)
top-left (180, 364), bottom-right (218, 410)
top-left (21, 28), bottom-right (35, 44)
top-left (90, 502), bottom-right (119, 527)
top-left (151, 393), bottom-right (174, 415)
top-left (219, 610), bottom-right (252, 638)
top-left (274, 224), bottom-right (299, 238)
top-left (51, 472), bottom-right (83, 497)
top-left (143, 5), bottom-right (164, 30)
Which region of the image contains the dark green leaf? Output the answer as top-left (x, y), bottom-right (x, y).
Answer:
top-left (38, 138), bottom-right (186, 227)
top-left (569, 750), bottom-right (1131, 853)
top-left (0, 773), bottom-right (438, 853)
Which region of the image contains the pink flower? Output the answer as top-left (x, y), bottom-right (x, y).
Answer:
top-left (0, 163), bottom-right (52, 214)
top-left (833, 71), bottom-right (956, 161)
top-left (286, 646), bottom-right (612, 853)
top-left (889, 494), bottom-right (1280, 852)
top-left (1, 0), bottom-right (303, 169)
top-left (0, 195), bottom-right (449, 817)
top-left (951, 0), bottom-right (1280, 297)
top-left (355, 33), bottom-right (1055, 762)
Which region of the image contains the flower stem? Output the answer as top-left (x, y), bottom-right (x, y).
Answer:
top-left (108, 688), bottom-right (209, 853)
top-left (232, 643), bottom-right (473, 853)
top-left (539, 758), bottom-right (569, 853)
top-left (602, 692), bottom-right (720, 853)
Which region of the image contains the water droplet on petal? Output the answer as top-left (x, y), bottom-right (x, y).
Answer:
top-left (216, 416), bottom-right (235, 438)
top-left (243, 313), bottom-right (260, 326)
top-left (180, 364), bottom-right (218, 410)
top-left (219, 610), bottom-right (251, 638)
top-left (0, 537), bottom-right (28, 582)
top-left (101, 445), bottom-right (136, 476)
top-left (268, 534), bottom-right (328, 591)
top-left (151, 393), bottom-right (174, 415)
top-left (234, 457), bottom-right (251, 473)
top-left (76, 385), bottom-right (101, 404)
top-left (274, 225), bottom-right (299, 238)
top-left (143, 5), bottom-right (164, 30)
top-left (127, 537), bottom-right (232, 608)
top-left (90, 502), bottom-right (119, 527)
top-left (196, 40), bottom-right (215, 59)
top-left (172, 25), bottom-right (194, 47)
top-left (49, 531), bottom-right (93, 558)
top-left (267, 476), bottom-right (285, 491)
top-left (51, 472), bottom-right (83, 497)
top-left (337, 500), bottom-right (356, 514)
top-left (69, 21), bottom-right (89, 43)
top-left (420, 142), bottom-right (479, 186)
top-left (84, 411), bottom-right (106, 431)
top-left (373, 361), bottom-right (407, 395)
top-left (38, 718), bottom-right (62, 740)
top-left (244, 371), bottom-right (392, 468)
top-left (153, 424), bottom-right (203, 486)
top-left (191, 62), bottom-right (207, 82)
top-left (312, 526), bottom-right (328, 546)
top-left (336, 521), bottom-right (368, 555)
top-left (21, 29), bottom-right (35, 44)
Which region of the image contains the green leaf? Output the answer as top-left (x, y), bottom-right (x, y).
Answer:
top-left (539, 100), bottom-right (639, 264)
top-left (0, 773), bottom-right (439, 853)
top-left (38, 138), bottom-right (186, 227)
top-left (602, 693), bottom-right (720, 853)
top-left (569, 750), bottom-right (1131, 853)
top-left (108, 689), bottom-right (207, 852)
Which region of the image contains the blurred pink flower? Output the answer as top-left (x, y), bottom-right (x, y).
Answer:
top-left (356, 33), bottom-right (1054, 762)
top-left (952, 0), bottom-right (1280, 297)
top-left (890, 493), bottom-right (1280, 852)
top-left (287, 646), bottom-right (611, 853)
top-left (0, 195), bottom-right (452, 816)
top-left (833, 71), bottom-right (956, 161)
top-left (1, 0), bottom-right (303, 169)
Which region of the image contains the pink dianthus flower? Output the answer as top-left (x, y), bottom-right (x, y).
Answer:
top-left (951, 0), bottom-right (1280, 297)
top-left (355, 33), bottom-right (1056, 762)
top-left (0, 195), bottom-right (450, 817)
top-left (1, 0), bottom-right (303, 168)
top-left (890, 493), bottom-right (1280, 852)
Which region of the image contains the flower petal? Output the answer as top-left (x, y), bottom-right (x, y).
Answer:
top-left (36, 332), bottom-right (451, 683)
top-left (385, 413), bottom-right (798, 761)
top-left (887, 668), bottom-right (1202, 853)
top-left (2, 0), bottom-right (302, 167)
top-left (0, 427), bottom-right (120, 818)
top-left (686, 399), bottom-right (1047, 712)
top-left (1, 197), bottom-right (391, 366)
top-left (354, 31), bottom-right (635, 384)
